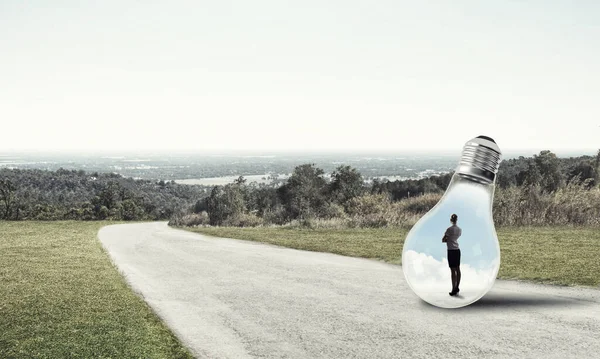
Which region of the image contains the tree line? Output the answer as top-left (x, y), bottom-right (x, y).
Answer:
top-left (2, 149), bottom-right (599, 226)
top-left (0, 168), bottom-right (207, 220)
top-left (171, 150), bottom-right (600, 227)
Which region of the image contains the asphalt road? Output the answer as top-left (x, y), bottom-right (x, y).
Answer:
top-left (98, 222), bottom-right (600, 359)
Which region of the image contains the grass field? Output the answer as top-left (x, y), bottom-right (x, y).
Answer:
top-left (0, 221), bottom-right (193, 359)
top-left (186, 226), bottom-right (600, 287)
top-left (2, 222), bottom-right (598, 358)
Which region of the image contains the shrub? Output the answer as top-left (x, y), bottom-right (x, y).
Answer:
top-left (168, 211), bottom-right (210, 227)
top-left (262, 205), bottom-right (289, 225)
top-left (346, 194), bottom-right (404, 228)
top-left (97, 206), bottom-right (110, 220)
top-left (492, 181), bottom-right (600, 226)
top-left (346, 194), bottom-right (391, 216)
top-left (223, 213), bottom-right (264, 227)
top-left (285, 217), bottom-right (350, 229)
top-left (545, 179), bottom-right (600, 226)
top-left (319, 202), bottom-right (347, 220)
top-left (396, 193), bottom-right (441, 215)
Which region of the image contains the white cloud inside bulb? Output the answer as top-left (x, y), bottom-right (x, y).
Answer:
top-left (403, 250), bottom-right (498, 293)
top-left (475, 207), bottom-right (487, 219)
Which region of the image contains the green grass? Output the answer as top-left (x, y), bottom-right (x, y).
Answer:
top-left (187, 226), bottom-right (407, 265)
top-left (0, 221), bottom-right (193, 359)
top-left (2, 221), bottom-right (597, 358)
top-left (497, 227), bottom-right (600, 286)
top-left (185, 226), bottom-right (600, 287)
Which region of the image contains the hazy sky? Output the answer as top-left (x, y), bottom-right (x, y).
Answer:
top-left (1, 1), bottom-right (599, 152)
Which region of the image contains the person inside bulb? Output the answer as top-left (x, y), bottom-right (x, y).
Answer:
top-left (442, 213), bottom-right (462, 296)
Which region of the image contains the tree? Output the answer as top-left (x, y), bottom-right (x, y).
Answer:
top-left (232, 176), bottom-right (252, 205)
top-left (277, 164), bottom-right (327, 220)
top-left (250, 186), bottom-right (278, 216)
top-left (498, 156), bottom-right (534, 189)
top-left (121, 199), bottom-right (143, 220)
top-left (595, 149), bottom-right (600, 186)
top-left (567, 160), bottom-right (596, 188)
top-left (193, 198), bottom-right (209, 213)
top-left (233, 176), bottom-right (247, 185)
top-left (370, 178), bottom-right (383, 194)
top-left (0, 179), bottom-right (16, 219)
top-left (0, 168), bottom-right (206, 221)
top-left (329, 165), bottom-right (364, 208)
top-left (534, 150), bottom-right (563, 192)
top-left (431, 172), bottom-right (453, 190)
top-left (497, 169), bottom-right (514, 188)
top-left (97, 181), bottom-right (121, 209)
top-left (97, 206), bottom-right (110, 220)
top-left (206, 184), bottom-right (246, 225)
top-left (369, 173), bottom-right (449, 201)
top-left (520, 160), bottom-right (541, 187)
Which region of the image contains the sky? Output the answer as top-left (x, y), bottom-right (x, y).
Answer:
top-left (402, 180), bottom-right (499, 268)
top-left (1, 1), bottom-right (599, 153)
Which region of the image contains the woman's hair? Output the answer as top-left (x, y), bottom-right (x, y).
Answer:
top-left (450, 214), bottom-right (458, 223)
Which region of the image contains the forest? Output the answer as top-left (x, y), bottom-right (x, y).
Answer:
top-left (0, 168), bottom-right (207, 221)
top-left (1, 150), bottom-right (599, 226)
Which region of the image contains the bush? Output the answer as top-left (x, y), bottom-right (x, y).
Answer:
top-left (207, 184), bottom-right (246, 225)
top-left (346, 194), bottom-right (391, 216)
top-left (346, 194), bottom-right (404, 228)
top-left (320, 202), bottom-right (347, 220)
top-left (32, 204), bottom-right (62, 220)
top-left (342, 193), bottom-right (440, 228)
top-left (222, 213), bottom-right (264, 227)
top-left (492, 181), bottom-right (600, 226)
top-left (168, 211), bottom-right (210, 227)
top-left (545, 179), bottom-right (600, 226)
top-left (121, 199), bottom-right (143, 220)
top-left (262, 205), bottom-right (289, 225)
top-left (492, 186), bottom-right (521, 226)
top-left (285, 217), bottom-right (350, 229)
top-left (396, 193), bottom-right (441, 215)
top-left (97, 206), bottom-right (110, 220)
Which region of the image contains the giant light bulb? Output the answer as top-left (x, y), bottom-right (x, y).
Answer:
top-left (402, 135), bottom-right (502, 308)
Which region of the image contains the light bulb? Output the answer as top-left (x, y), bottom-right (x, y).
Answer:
top-left (401, 135), bottom-right (502, 308)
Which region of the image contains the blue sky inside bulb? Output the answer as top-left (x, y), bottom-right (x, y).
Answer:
top-left (402, 176), bottom-right (500, 308)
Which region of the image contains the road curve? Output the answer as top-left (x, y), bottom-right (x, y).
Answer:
top-left (99, 222), bottom-right (600, 359)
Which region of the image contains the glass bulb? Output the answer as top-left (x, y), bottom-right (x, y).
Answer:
top-left (402, 136), bottom-right (502, 308)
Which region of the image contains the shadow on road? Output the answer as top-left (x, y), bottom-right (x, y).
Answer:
top-left (420, 292), bottom-right (588, 312)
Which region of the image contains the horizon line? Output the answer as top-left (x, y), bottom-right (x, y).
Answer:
top-left (0, 147), bottom-right (598, 154)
